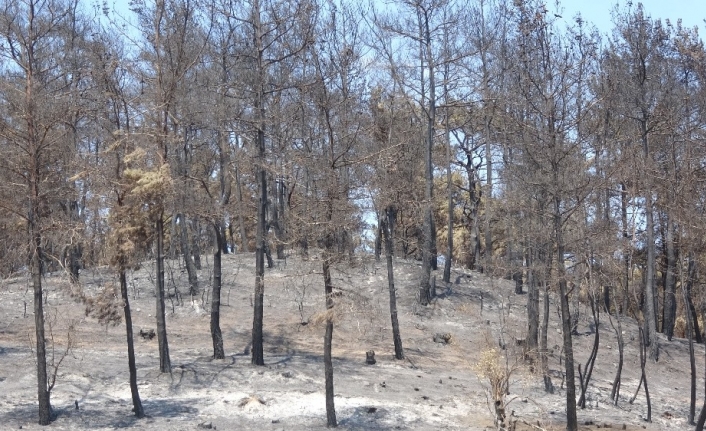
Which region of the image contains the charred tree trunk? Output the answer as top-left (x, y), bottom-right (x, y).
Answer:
top-left (687, 277), bottom-right (703, 344)
top-left (526, 248), bottom-right (539, 354)
top-left (541, 278), bottom-right (553, 393)
top-left (631, 327), bottom-right (651, 422)
top-left (323, 252), bottom-right (337, 427)
top-left (120, 270), bottom-right (145, 417)
top-left (274, 177), bottom-right (286, 260)
top-left (211, 223), bottom-right (225, 360)
top-left (514, 270), bottom-right (523, 295)
top-left (555, 195), bottom-right (577, 431)
top-left (663, 217), bottom-right (676, 340)
top-left (578, 297), bottom-right (600, 408)
top-left (420, 8), bottom-right (436, 272)
top-left (252, 137), bottom-right (266, 366)
top-left (192, 219), bottom-right (201, 269)
top-left (684, 254), bottom-right (696, 424)
top-left (382, 209), bottom-right (404, 360)
top-left (620, 182), bottom-right (631, 316)
top-left (608, 287), bottom-right (625, 405)
top-left (419, 214), bottom-right (433, 306)
top-left (641, 120), bottom-right (659, 360)
top-left (251, 0), bottom-right (266, 366)
top-left (31, 217), bottom-right (51, 425)
top-left (234, 160), bottom-right (249, 253)
top-left (155, 216), bottom-right (171, 373)
top-left (179, 214), bottom-right (199, 296)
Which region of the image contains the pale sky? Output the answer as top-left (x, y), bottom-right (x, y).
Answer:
top-left (558, 0), bottom-right (706, 36)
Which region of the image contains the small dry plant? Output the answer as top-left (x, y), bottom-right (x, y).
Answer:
top-left (474, 346), bottom-right (519, 430)
top-left (28, 310), bottom-right (81, 395)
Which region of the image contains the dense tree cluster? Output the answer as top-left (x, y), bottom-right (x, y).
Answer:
top-left (2, 0), bottom-right (706, 429)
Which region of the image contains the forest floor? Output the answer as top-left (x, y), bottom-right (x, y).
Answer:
top-left (0, 251), bottom-right (697, 430)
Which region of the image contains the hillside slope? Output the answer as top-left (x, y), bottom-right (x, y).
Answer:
top-left (0, 252), bottom-right (695, 430)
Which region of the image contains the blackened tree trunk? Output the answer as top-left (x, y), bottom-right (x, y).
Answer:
top-left (461, 153), bottom-right (482, 270)
top-left (179, 214), bottom-right (199, 296)
top-left (541, 279), bottom-right (553, 393)
top-left (419, 219), bottom-right (433, 306)
top-left (608, 286), bottom-right (625, 405)
top-left (251, 0), bottom-right (267, 366)
top-left (211, 224), bottom-right (225, 360)
top-left (578, 297), bottom-right (600, 408)
top-left (662, 217), bottom-right (676, 340)
top-left (687, 276), bottom-right (703, 344)
top-left (252, 134), bottom-right (266, 366)
top-left (31, 218), bottom-right (51, 425)
top-left (634, 327), bottom-right (652, 422)
top-left (382, 209), bottom-right (404, 360)
top-left (420, 6), bottom-right (436, 273)
top-left (684, 254), bottom-right (696, 424)
top-left (555, 196), bottom-right (577, 431)
top-left (120, 270), bottom-right (144, 417)
top-left (374, 216), bottom-right (382, 262)
top-left (155, 216), bottom-right (171, 373)
top-left (514, 271), bottom-right (523, 294)
top-left (192, 219), bottom-right (202, 269)
top-left (234, 154), bottom-right (249, 253)
top-left (274, 176), bottom-right (286, 260)
top-left (697, 404), bottom-right (706, 431)
top-left (620, 182), bottom-right (631, 316)
top-left (526, 248), bottom-right (539, 353)
top-left (643, 190), bottom-right (659, 361)
top-left (323, 252), bottom-right (337, 427)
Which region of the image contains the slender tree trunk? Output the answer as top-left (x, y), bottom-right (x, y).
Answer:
top-left (120, 270), bottom-right (144, 418)
top-left (443, 135), bottom-right (453, 284)
top-left (555, 196), bottom-right (577, 431)
top-left (608, 286), bottom-right (625, 405)
top-left (374, 215), bottom-right (382, 262)
top-left (465, 156), bottom-right (481, 270)
top-left (620, 182), bottom-right (630, 315)
top-left (578, 297), bottom-right (600, 408)
top-left (484, 117), bottom-right (492, 272)
top-left (323, 252), bottom-right (337, 427)
top-left (25, 13), bottom-right (51, 421)
top-left (684, 254), bottom-right (696, 424)
top-left (443, 48), bottom-right (452, 284)
top-left (211, 224), bottom-right (225, 359)
top-left (634, 327), bottom-right (652, 422)
top-left (697, 404), bottom-right (706, 431)
top-left (155, 216), bottom-right (171, 373)
top-left (192, 219), bottom-right (202, 269)
top-left (274, 176), bottom-right (286, 260)
top-left (252, 144), bottom-right (266, 366)
top-left (643, 191), bottom-right (658, 361)
top-left (541, 278), bottom-right (553, 393)
top-left (419, 219), bottom-right (433, 306)
top-left (179, 214), bottom-right (199, 296)
top-left (251, 0), bottom-right (266, 366)
top-left (526, 248), bottom-right (539, 353)
top-left (421, 9), bottom-right (437, 272)
top-left (31, 221), bottom-right (51, 425)
top-left (688, 277), bottom-right (703, 344)
top-left (234, 160), bottom-right (249, 253)
top-left (382, 209), bottom-right (404, 360)
top-left (663, 217), bottom-right (676, 340)
top-left (641, 120), bottom-right (659, 360)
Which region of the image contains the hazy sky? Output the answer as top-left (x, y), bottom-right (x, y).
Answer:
top-left (557, 0), bottom-right (706, 36)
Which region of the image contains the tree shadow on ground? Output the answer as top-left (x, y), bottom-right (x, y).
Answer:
top-left (0, 397), bottom-right (201, 429)
top-left (338, 406), bottom-right (399, 430)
